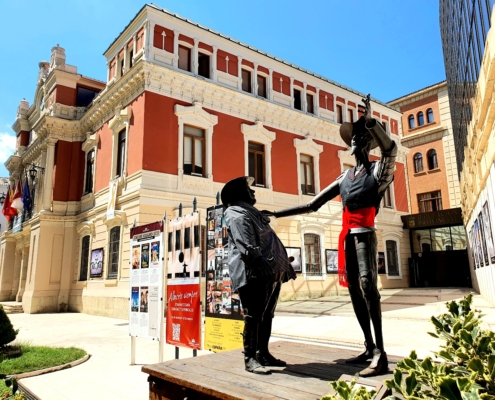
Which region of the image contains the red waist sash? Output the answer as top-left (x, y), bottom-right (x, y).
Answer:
top-left (338, 206), bottom-right (376, 287)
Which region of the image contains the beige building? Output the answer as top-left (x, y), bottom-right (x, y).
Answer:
top-left (0, 4), bottom-right (411, 317)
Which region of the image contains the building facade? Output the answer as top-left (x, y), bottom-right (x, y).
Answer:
top-left (389, 82), bottom-right (470, 288)
top-left (441, 1), bottom-right (495, 304)
top-left (0, 4), bottom-right (411, 317)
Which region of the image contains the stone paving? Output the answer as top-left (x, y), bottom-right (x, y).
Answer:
top-left (6, 288), bottom-right (493, 399)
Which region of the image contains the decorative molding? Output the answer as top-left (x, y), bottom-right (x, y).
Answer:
top-left (82, 132), bottom-right (100, 153)
top-left (294, 136), bottom-right (323, 195)
top-left (76, 221), bottom-right (96, 236)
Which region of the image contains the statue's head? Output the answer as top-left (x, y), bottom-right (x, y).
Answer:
top-left (221, 176), bottom-right (256, 207)
top-left (340, 116), bottom-right (377, 161)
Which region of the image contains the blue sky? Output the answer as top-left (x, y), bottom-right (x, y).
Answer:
top-left (0, 0), bottom-right (445, 177)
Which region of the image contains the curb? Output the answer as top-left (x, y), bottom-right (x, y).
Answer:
top-left (12, 353), bottom-right (91, 380)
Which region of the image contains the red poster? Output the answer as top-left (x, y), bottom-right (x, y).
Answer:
top-left (166, 283), bottom-right (201, 349)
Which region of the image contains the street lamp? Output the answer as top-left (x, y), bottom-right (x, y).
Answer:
top-left (27, 164), bottom-right (45, 186)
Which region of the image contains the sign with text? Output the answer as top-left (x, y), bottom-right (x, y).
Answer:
top-left (165, 211), bottom-right (202, 349)
top-left (204, 205), bottom-right (243, 352)
top-left (129, 221), bottom-right (164, 340)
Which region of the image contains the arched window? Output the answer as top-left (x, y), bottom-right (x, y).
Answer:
top-left (427, 149), bottom-right (438, 170)
top-left (414, 153), bottom-right (424, 173)
top-left (108, 226), bottom-right (121, 279)
top-left (417, 111), bottom-right (424, 126)
top-left (426, 108), bottom-right (434, 123)
top-left (79, 235), bottom-right (90, 281)
top-left (408, 114), bottom-right (415, 129)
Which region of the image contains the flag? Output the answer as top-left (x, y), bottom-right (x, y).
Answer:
top-left (11, 180), bottom-right (23, 212)
top-left (1, 186), bottom-right (17, 222)
top-left (21, 179), bottom-right (31, 212)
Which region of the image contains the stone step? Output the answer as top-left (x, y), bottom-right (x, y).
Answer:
top-left (0, 302), bottom-right (24, 314)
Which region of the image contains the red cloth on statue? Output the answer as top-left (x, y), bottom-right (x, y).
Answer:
top-left (338, 206), bottom-right (376, 287)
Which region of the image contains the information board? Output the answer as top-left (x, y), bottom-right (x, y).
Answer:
top-left (204, 205), bottom-right (244, 352)
top-left (129, 221), bottom-right (164, 339)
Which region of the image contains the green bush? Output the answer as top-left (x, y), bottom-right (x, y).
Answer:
top-left (322, 379), bottom-right (377, 400)
top-left (0, 307), bottom-right (17, 348)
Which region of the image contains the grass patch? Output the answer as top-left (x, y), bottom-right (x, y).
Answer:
top-left (0, 343), bottom-right (86, 376)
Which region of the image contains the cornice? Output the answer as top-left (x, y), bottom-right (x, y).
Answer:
top-left (400, 125), bottom-right (446, 147)
top-left (388, 82), bottom-right (447, 107)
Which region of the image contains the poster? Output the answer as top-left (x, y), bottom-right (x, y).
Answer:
top-left (204, 205), bottom-right (244, 352)
top-left (165, 211), bottom-right (202, 350)
top-left (474, 219), bottom-right (484, 268)
top-left (478, 211), bottom-right (489, 266)
top-left (90, 248), bottom-right (104, 278)
top-left (325, 249), bottom-right (338, 274)
top-left (378, 252), bottom-right (386, 274)
top-left (129, 221), bottom-right (164, 339)
top-left (482, 201), bottom-right (495, 263)
top-left (286, 247), bottom-right (302, 273)
top-left (468, 227), bottom-right (477, 269)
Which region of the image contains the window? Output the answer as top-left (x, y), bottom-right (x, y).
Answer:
top-left (178, 45), bottom-right (191, 72)
top-left (120, 58), bottom-right (125, 76)
top-left (306, 94), bottom-right (314, 114)
top-left (116, 130), bottom-right (126, 177)
top-left (76, 87), bottom-right (99, 107)
top-left (242, 69), bottom-right (252, 93)
top-left (383, 186), bottom-right (392, 208)
top-left (427, 108), bottom-right (434, 123)
top-left (427, 149), bottom-right (438, 169)
top-left (336, 104), bottom-right (343, 123)
top-left (385, 240), bottom-right (400, 276)
top-left (257, 75), bottom-right (267, 98)
top-left (347, 109), bottom-right (354, 123)
top-left (79, 235), bottom-right (90, 281)
top-left (300, 154), bottom-right (315, 195)
top-left (304, 233), bottom-right (322, 275)
top-left (381, 121), bottom-right (387, 133)
top-left (108, 226), bottom-right (121, 279)
top-left (414, 153), bottom-right (424, 173)
top-left (418, 111), bottom-right (425, 126)
top-left (184, 125), bottom-right (205, 177)
top-left (84, 150), bottom-right (95, 193)
top-left (248, 141), bottom-right (265, 186)
top-left (129, 50), bottom-right (134, 69)
top-left (418, 191), bottom-right (443, 213)
top-left (408, 114), bottom-right (415, 129)
top-left (198, 52), bottom-right (210, 79)
top-left (294, 89), bottom-right (302, 110)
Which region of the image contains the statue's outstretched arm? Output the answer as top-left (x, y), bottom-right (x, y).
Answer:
top-left (263, 176), bottom-right (342, 218)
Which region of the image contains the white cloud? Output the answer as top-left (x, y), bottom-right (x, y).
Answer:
top-left (0, 132), bottom-right (16, 164)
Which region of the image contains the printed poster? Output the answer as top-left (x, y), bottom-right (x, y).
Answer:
top-left (165, 211), bottom-right (202, 350)
top-left (286, 247), bottom-right (302, 273)
top-left (325, 249), bottom-right (338, 274)
top-left (474, 219), bottom-right (484, 268)
top-left (482, 201), bottom-right (495, 264)
top-left (129, 221), bottom-right (164, 339)
top-left (204, 205), bottom-right (244, 352)
top-left (90, 248), bottom-right (104, 278)
top-left (478, 211), bottom-right (489, 266)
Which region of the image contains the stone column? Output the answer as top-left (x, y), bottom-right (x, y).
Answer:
top-left (173, 30), bottom-right (180, 69)
top-left (42, 139), bottom-right (56, 212)
top-left (303, 83), bottom-right (307, 112)
top-left (10, 248), bottom-right (22, 301)
top-left (268, 68), bottom-right (273, 101)
top-left (253, 63), bottom-right (258, 95)
top-left (290, 77), bottom-right (294, 108)
top-left (237, 56), bottom-right (243, 90)
top-left (212, 46), bottom-right (218, 81)
top-left (315, 88), bottom-right (320, 116)
top-left (193, 38), bottom-right (199, 75)
top-left (16, 245), bottom-right (29, 302)
top-left (143, 21), bottom-right (153, 61)
top-left (0, 239), bottom-right (16, 301)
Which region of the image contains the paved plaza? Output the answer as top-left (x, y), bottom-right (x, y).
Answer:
top-left (7, 288), bottom-right (494, 399)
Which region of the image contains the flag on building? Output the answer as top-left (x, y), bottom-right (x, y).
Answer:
top-left (11, 179), bottom-right (23, 212)
top-left (21, 179), bottom-right (31, 212)
top-left (1, 186), bottom-right (17, 222)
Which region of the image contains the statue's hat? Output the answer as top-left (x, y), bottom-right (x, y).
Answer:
top-left (339, 116), bottom-right (378, 149)
top-left (220, 176), bottom-right (255, 206)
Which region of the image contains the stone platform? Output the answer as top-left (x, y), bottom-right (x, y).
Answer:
top-left (143, 340), bottom-right (398, 400)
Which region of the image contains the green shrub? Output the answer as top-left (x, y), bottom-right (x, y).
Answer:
top-left (322, 379), bottom-right (377, 400)
top-left (0, 307), bottom-right (17, 348)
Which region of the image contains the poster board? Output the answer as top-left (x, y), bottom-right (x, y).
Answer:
top-left (129, 221), bottom-right (165, 340)
top-left (90, 248), bottom-right (104, 278)
top-left (204, 205), bottom-right (244, 352)
top-left (165, 211), bottom-right (202, 350)
top-left (286, 247), bottom-right (302, 273)
top-left (325, 249), bottom-right (338, 274)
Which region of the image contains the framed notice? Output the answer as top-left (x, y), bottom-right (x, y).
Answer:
top-left (90, 248), bottom-right (104, 278)
top-left (286, 247), bottom-right (302, 273)
top-left (325, 249), bottom-right (338, 274)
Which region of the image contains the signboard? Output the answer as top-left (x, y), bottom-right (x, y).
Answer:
top-left (90, 248), bottom-right (104, 278)
top-left (204, 205), bottom-right (244, 352)
top-left (401, 208), bottom-right (463, 229)
top-left (129, 221), bottom-right (165, 339)
top-left (165, 211), bottom-right (202, 350)
top-left (12, 213), bottom-right (23, 234)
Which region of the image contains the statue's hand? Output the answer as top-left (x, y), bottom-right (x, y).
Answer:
top-left (361, 94), bottom-right (373, 123)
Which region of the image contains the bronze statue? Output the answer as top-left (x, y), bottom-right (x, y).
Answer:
top-left (263, 95), bottom-right (396, 377)
top-left (221, 177), bottom-right (296, 374)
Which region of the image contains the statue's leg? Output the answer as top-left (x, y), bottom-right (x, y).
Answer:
top-left (345, 234), bottom-right (375, 363)
top-left (257, 281), bottom-right (286, 367)
top-left (355, 232), bottom-right (388, 377)
top-left (238, 280), bottom-right (271, 375)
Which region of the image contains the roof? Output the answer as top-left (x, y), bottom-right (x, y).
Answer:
top-left (104, 3), bottom-right (399, 113)
top-left (388, 81), bottom-right (447, 104)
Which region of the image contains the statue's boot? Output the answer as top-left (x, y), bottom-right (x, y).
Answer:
top-left (243, 317), bottom-right (271, 375)
top-left (359, 348), bottom-right (388, 377)
top-left (345, 341), bottom-right (376, 364)
top-left (257, 318), bottom-right (286, 367)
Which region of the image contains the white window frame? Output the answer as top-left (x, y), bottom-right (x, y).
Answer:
top-left (294, 137), bottom-right (323, 197)
top-left (382, 182), bottom-right (395, 209)
top-left (106, 223), bottom-right (123, 280)
top-left (177, 41), bottom-right (194, 74)
top-left (241, 121), bottom-right (275, 189)
top-left (300, 221), bottom-right (327, 281)
top-left (108, 106), bottom-right (132, 183)
top-left (382, 232), bottom-right (403, 279)
top-left (81, 132), bottom-right (99, 196)
top-left (256, 71), bottom-right (269, 99)
top-left (76, 222), bottom-right (95, 282)
top-left (175, 102), bottom-right (218, 186)
top-left (240, 65), bottom-right (254, 95)
top-left (335, 101), bottom-right (345, 124)
top-left (306, 90), bottom-right (316, 115)
top-left (346, 105), bottom-right (355, 123)
top-left (197, 48), bottom-right (213, 80)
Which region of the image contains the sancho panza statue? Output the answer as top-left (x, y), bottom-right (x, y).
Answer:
top-left (263, 95), bottom-right (397, 377)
